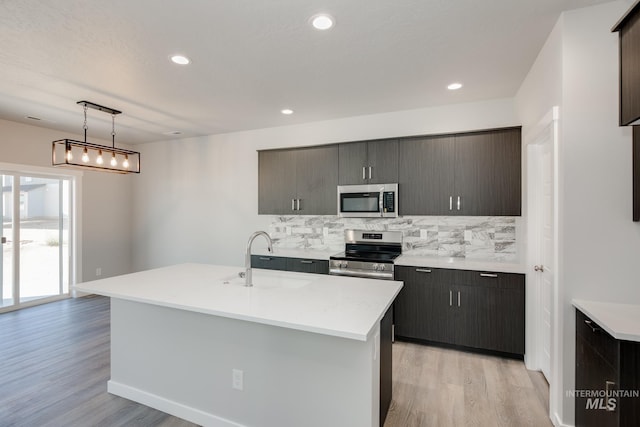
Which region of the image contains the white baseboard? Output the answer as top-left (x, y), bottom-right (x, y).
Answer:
top-left (551, 411), bottom-right (572, 427)
top-left (108, 380), bottom-right (245, 427)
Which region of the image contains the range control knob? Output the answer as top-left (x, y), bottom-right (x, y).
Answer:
top-left (341, 261), bottom-right (348, 268)
top-left (373, 264), bottom-right (380, 271)
top-left (379, 264), bottom-right (386, 271)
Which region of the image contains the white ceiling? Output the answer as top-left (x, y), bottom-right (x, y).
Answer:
top-left (0, 0), bottom-right (612, 144)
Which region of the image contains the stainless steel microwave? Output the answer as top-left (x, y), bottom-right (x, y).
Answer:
top-left (337, 183), bottom-right (398, 218)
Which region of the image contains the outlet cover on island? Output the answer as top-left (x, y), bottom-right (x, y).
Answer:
top-left (96, 267), bottom-right (102, 277)
top-left (232, 368), bottom-right (243, 391)
top-left (464, 230), bottom-right (473, 241)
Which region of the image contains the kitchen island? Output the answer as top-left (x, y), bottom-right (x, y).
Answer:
top-left (75, 263), bottom-right (402, 427)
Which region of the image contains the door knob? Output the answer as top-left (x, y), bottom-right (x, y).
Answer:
top-left (534, 265), bottom-right (544, 272)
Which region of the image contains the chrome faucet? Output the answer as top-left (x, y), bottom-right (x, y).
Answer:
top-left (245, 231), bottom-right (273, 286)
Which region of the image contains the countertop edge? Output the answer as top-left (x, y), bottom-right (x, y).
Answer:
top-left (254, 249), bottom-right (526, 274)
top-left (572, 299), bottom-right (640, 342)
top-left (75, 285), bottom-right (371, 341)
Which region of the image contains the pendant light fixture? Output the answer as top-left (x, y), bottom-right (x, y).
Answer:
top-left (52, 101), bottom-right (141, 174)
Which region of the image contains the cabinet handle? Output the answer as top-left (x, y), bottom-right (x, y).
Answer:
top-left (362, 166), bottom-right (366, 180)
top-left (300, 260), bottom-right (314, 264)
top-left (368, 166), bottom-right (372, 180)
top-left (415, 268), bottom-right (432, 273)
top-left (584, 319), bottom-right (602, 333)
top-left (449, 290), bottom-right (453, 307)
top-left (259, 257), bottom-right (272, 261)
top-left (458, 291), bottom-right (461, 307)
top-left (449, 196), bottom-right (453, 210)
top-left (457, 196), bottom-right (461, 210)
top-left (296, 199), bottom-right (300, 211)
top-left (480, 273), bottom-right (498, 278)
top-left (605, 381), bottom-right (616, 411)
top-left (291, 199), bottom-right (295, 211)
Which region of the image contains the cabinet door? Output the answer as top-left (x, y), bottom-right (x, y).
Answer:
top-left (454, 128), bottom-right (521, 216)
top-left (394, 266), bottom-right (452, 343)
top-left (575, 333), bottom-right (619, 427)
top-left (258, 150), bottom-right (297, 214)
top-left (338, 142), bottom-right (368, 184)
top-left (451, 284), bottom-right (482, 348)
top-left (285, 258), bottom-right (329, 274)
top-left (367, 139), bottom-right (398, 184)
top-left (619, 9), bottom-right (640, 126)
top-left (295, 145), bottom-right (339, 215)
top-left (399, 135), bottom-right (455, 215)
top-left (452, 270), bottom-right (525, 354)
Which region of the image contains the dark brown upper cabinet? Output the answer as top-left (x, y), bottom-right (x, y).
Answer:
top-left (614, 2), bottom-right (640, 126)
top-left (338, 139), bottom-right (398, 184)
top-left (399, 127), bottom-right (522, 216)
top-left (258, 145), bottom-right (338, 215)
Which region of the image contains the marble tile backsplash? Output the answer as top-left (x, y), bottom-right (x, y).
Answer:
top-left (268, 216), bottom-right (518, 261)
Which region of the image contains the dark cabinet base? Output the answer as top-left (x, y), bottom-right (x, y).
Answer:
top-left (394, 335), bottom-right (525, 360)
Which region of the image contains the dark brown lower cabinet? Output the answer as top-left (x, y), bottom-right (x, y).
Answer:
top-left (575, 309), bottom-right (640, 427)
top-left (285, 257), bottom-right (329, 274)
top-left (380, 305), bottom-right (393, 427)
top-left (394, 265), bottom-right (525, 355)
top-left (250, 255), bottom-right (328, 274)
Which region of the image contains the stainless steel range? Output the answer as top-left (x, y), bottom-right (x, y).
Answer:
top-left (329, 230), bottom-right (402, 280)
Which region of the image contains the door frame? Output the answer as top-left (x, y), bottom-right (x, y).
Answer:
top-left (524, 107), bottom-right (560, 420)
top-left (0, 162), bottom-right (83, 313)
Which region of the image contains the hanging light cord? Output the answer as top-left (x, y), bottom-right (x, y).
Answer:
top-left (83, 104), bottom-right (88, 143)
top-left (111, 113), bottom-right (116, 148)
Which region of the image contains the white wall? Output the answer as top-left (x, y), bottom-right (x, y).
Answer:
top-left (0, 119), bottom-right (133, 281)
top-left (516, 1), bottom-right (640, 425)
top-left (131, 98), bottom-right (519, 271)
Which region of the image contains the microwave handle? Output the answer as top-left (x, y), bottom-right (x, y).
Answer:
top-left (379, 191), bottom-right (384, 216)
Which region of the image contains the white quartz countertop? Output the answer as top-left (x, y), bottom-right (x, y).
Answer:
top-left (75, 263), bottom-right (402, 342)
top-left (572, 299), bottom-right (640, 342)
top-left (255, 248), bottom-right (526, 274)
top-left (395, 255), bottom-right (526, 274)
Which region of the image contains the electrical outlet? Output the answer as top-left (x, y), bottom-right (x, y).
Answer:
top-left (232, 369), bottom-right (243, 391)
top-left (464, 230), bottom-right (473, 241)
top-left (96, 267), bottom-right (102, 277)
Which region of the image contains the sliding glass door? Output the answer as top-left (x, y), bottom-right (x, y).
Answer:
top-left (1, 172), bottom-right (73, 310)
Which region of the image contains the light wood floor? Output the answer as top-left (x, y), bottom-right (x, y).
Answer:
top-left (0, 296), bottom-right (551, 426)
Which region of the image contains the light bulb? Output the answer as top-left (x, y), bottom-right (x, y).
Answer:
top-left (122, 155), bottom-right (130, 169)
top-left (66, 149), bottom-right (73, 161)
top-left (96, 150), bottom-right (104, 165)
top-left (110, 153), bottom-right (118, 167)
top-left (81, 147), bottom-right (89, 163)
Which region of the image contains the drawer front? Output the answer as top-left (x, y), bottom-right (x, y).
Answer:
top-left (286, 258), bottom-right (329, 274)
top-left (576, 310), bottom-right (619, 367)
top-left (452, 269), bottom-right (525, 290)
top-left (251, 255), bottom-right (287, 271)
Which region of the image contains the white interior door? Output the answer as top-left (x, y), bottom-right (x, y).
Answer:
top-left (539, 141), bottom-right (553, 381)
top-left (526, 107), bottom-right (558, 386)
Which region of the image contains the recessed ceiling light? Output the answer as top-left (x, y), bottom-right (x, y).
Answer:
top-left (447, 82), bottom-right (463, 90)
top-left (310, 14), bottom-right (334, 30)
top-left (163, 131), bottom-right (183, 135)
top-left (170, 55), bottom-right (190, 65)
top-left (281, 109), bottom-right (294, 115)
